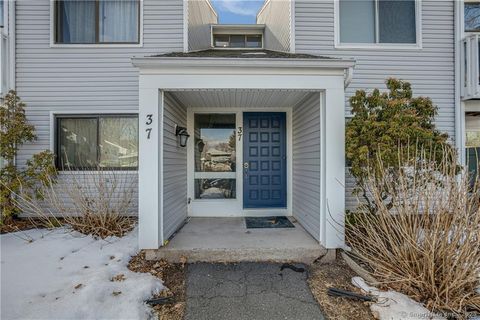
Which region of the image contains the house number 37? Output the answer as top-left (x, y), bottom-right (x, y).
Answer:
top-left (145, 114), bottom-right (153, 139)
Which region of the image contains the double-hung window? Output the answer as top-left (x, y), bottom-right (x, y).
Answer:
top-left (55, 0), bottom-right (140, 44)
top-left (56, 115), bottom-right (138, 170)
top-left (338, 0), bottom-right (417, 45)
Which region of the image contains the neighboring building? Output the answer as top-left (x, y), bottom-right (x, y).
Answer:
top-left (0, 0), bottom-right (477, 254)
top-left (461, 1), bottom-right (480, 177)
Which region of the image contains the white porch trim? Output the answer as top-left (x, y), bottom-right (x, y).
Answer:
top-left (138, 88), bottom-right (163, 249)
top-left (133, 56), bottom-right (354, 250)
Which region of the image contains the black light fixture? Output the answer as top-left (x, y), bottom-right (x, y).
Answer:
top-left (196, 139), bottom-right (205, 153)
top-left (175, 124), bottom-right (190, 147)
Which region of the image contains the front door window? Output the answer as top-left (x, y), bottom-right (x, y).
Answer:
top-left (194, 114), bottom-right (236, 199)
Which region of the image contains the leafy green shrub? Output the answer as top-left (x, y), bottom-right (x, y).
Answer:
top-left (346, 78), bottom-right (454, 212)
top-left (0, 90), bottom-right (56, 222)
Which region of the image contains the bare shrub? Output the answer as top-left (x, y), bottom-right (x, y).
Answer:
top-left (13, 168), bottom-right (136, 238)
top-left (346, 150), bottom-right (480, 316)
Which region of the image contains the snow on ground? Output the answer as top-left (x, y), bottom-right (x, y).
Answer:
top-left (1, 227), bottom-right (164, 320)
top-left (352, 277), bottom-right (445, 320)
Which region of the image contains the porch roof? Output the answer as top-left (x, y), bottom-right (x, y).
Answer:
top-left (131, 49), bottom-right (355, 73)
top-left (155, 49), bottom-right (329, 59)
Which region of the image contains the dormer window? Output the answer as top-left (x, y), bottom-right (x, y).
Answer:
top-left (213, 34), bottom-right (263, 49)
top-left (211, 24), bottom-right (265, 49)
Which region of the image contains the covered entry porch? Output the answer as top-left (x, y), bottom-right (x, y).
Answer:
top-left (132, 51), bottom-right (354, 260)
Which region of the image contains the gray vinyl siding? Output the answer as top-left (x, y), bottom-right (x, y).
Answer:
top-left (292, 93), bottom-right (320, 241)
top-left (188, 0), bottom-right (218, 51)
top-left (14, 0), bottom-right (184, 216)
top-left (15, 0), bottom-right (184, 167)
top-left (345, 171), bottom-right (358, 212)
top-left (162, 93), bottom-right (188, 240)
top-left (295, 0), bottom-right (455, 211)
top-left (295, 0), bottom-right (455, 136)
top-left (257, 0), bottom-right (291, 52)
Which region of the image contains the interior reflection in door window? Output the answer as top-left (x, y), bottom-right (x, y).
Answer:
top-left (194, 113), bottom-right (236, 200)
top-left (195, 179), bottom-right (236, 199)
top-left (194, 114), bottom-right (236, 172)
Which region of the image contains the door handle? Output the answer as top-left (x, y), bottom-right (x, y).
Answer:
top-left (244, 162), bottom-right (249, 177)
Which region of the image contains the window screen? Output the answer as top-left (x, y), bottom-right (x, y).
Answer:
top-left (378, 0), bottom-right (416, 44)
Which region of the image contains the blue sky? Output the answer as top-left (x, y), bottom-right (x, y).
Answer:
top-left (211, 0), bottom-right (265, 24)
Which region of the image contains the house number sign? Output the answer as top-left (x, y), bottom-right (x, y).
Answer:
top-left (145, 114), bottom-right (153, 139)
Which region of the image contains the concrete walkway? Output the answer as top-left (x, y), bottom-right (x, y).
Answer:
top-left (185, 263), bottom-right (325, 320)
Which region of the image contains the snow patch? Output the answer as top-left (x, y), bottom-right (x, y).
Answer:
top-left (352, 277), bottom-right (446, 320)
top-left (1, 227), bottom-right (164, 319)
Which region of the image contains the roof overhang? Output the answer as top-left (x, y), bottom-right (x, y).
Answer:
top-left (132, 56), bottom-right (355, 87)
top-left (211, 24), bottom-right (266, 33)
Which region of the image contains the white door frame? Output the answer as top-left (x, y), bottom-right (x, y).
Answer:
top-left (187, 107), bottom-right (293, 217)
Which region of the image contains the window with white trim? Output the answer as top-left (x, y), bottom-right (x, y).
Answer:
top-left (339, 0), bottom-right (417, 45)
top-left (55, 115), bottom-right (138, 170)
top-left (54, 0), bottom-right (140, 44)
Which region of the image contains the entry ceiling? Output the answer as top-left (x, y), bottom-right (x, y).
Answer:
top-left (169, 90), bottom-right (315, 109)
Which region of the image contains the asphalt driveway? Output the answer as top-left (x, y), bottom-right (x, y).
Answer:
top-left (185, 262), bottom-right (325, 320)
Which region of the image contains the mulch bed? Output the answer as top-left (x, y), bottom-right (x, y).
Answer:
top-left (308, 255), bottom-right (375, 320)
top-left (1, 218), bottom-right (39, 234)
top-left (128, 251), bottom-right (186, 320)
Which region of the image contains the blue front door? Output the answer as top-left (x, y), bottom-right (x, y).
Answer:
top-left (243, 112), bottom-right (287, 208)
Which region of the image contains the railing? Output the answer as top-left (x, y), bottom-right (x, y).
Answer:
top-left (462, 34), bottom-right (480, 100)
top-left (0, 26), bottom-right (8, 97)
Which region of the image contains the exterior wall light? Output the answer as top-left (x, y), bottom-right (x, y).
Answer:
top-left (175, 125), bottom-right (190, 147)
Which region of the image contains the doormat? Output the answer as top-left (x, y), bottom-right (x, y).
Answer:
top-left (245, 216), bottom-right (295, 229)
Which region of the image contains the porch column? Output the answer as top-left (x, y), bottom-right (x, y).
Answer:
top-left (138, 86), bottom-right (163, 249)
top-left (321, 88), bottom-right (346, 249)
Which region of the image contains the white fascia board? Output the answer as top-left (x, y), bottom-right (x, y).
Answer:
top-left (211, 24), bottom-right (266, 30)
top-left (132, 57), bottom-right (355, 72)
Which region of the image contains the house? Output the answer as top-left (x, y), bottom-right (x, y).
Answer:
top-left (0, 0), bottom-right (477, 261)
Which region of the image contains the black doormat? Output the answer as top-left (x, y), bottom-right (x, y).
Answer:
top-left (245, 216), bottom-right (295, 229)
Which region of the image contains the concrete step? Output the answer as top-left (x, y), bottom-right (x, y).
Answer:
top-left (145, 247), bottom-right (327, 264)
top-left (145, 217), bottom-right (329, 264)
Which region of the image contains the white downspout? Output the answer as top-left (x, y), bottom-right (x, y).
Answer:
top-left (183, 0), bottom-right (188, 52)
top-left (454, 0), bottom-right (465, 166)
top-left (344, 66), bottom-right (354, 88)
top-left (8, 0), bottom-right (15, 92)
